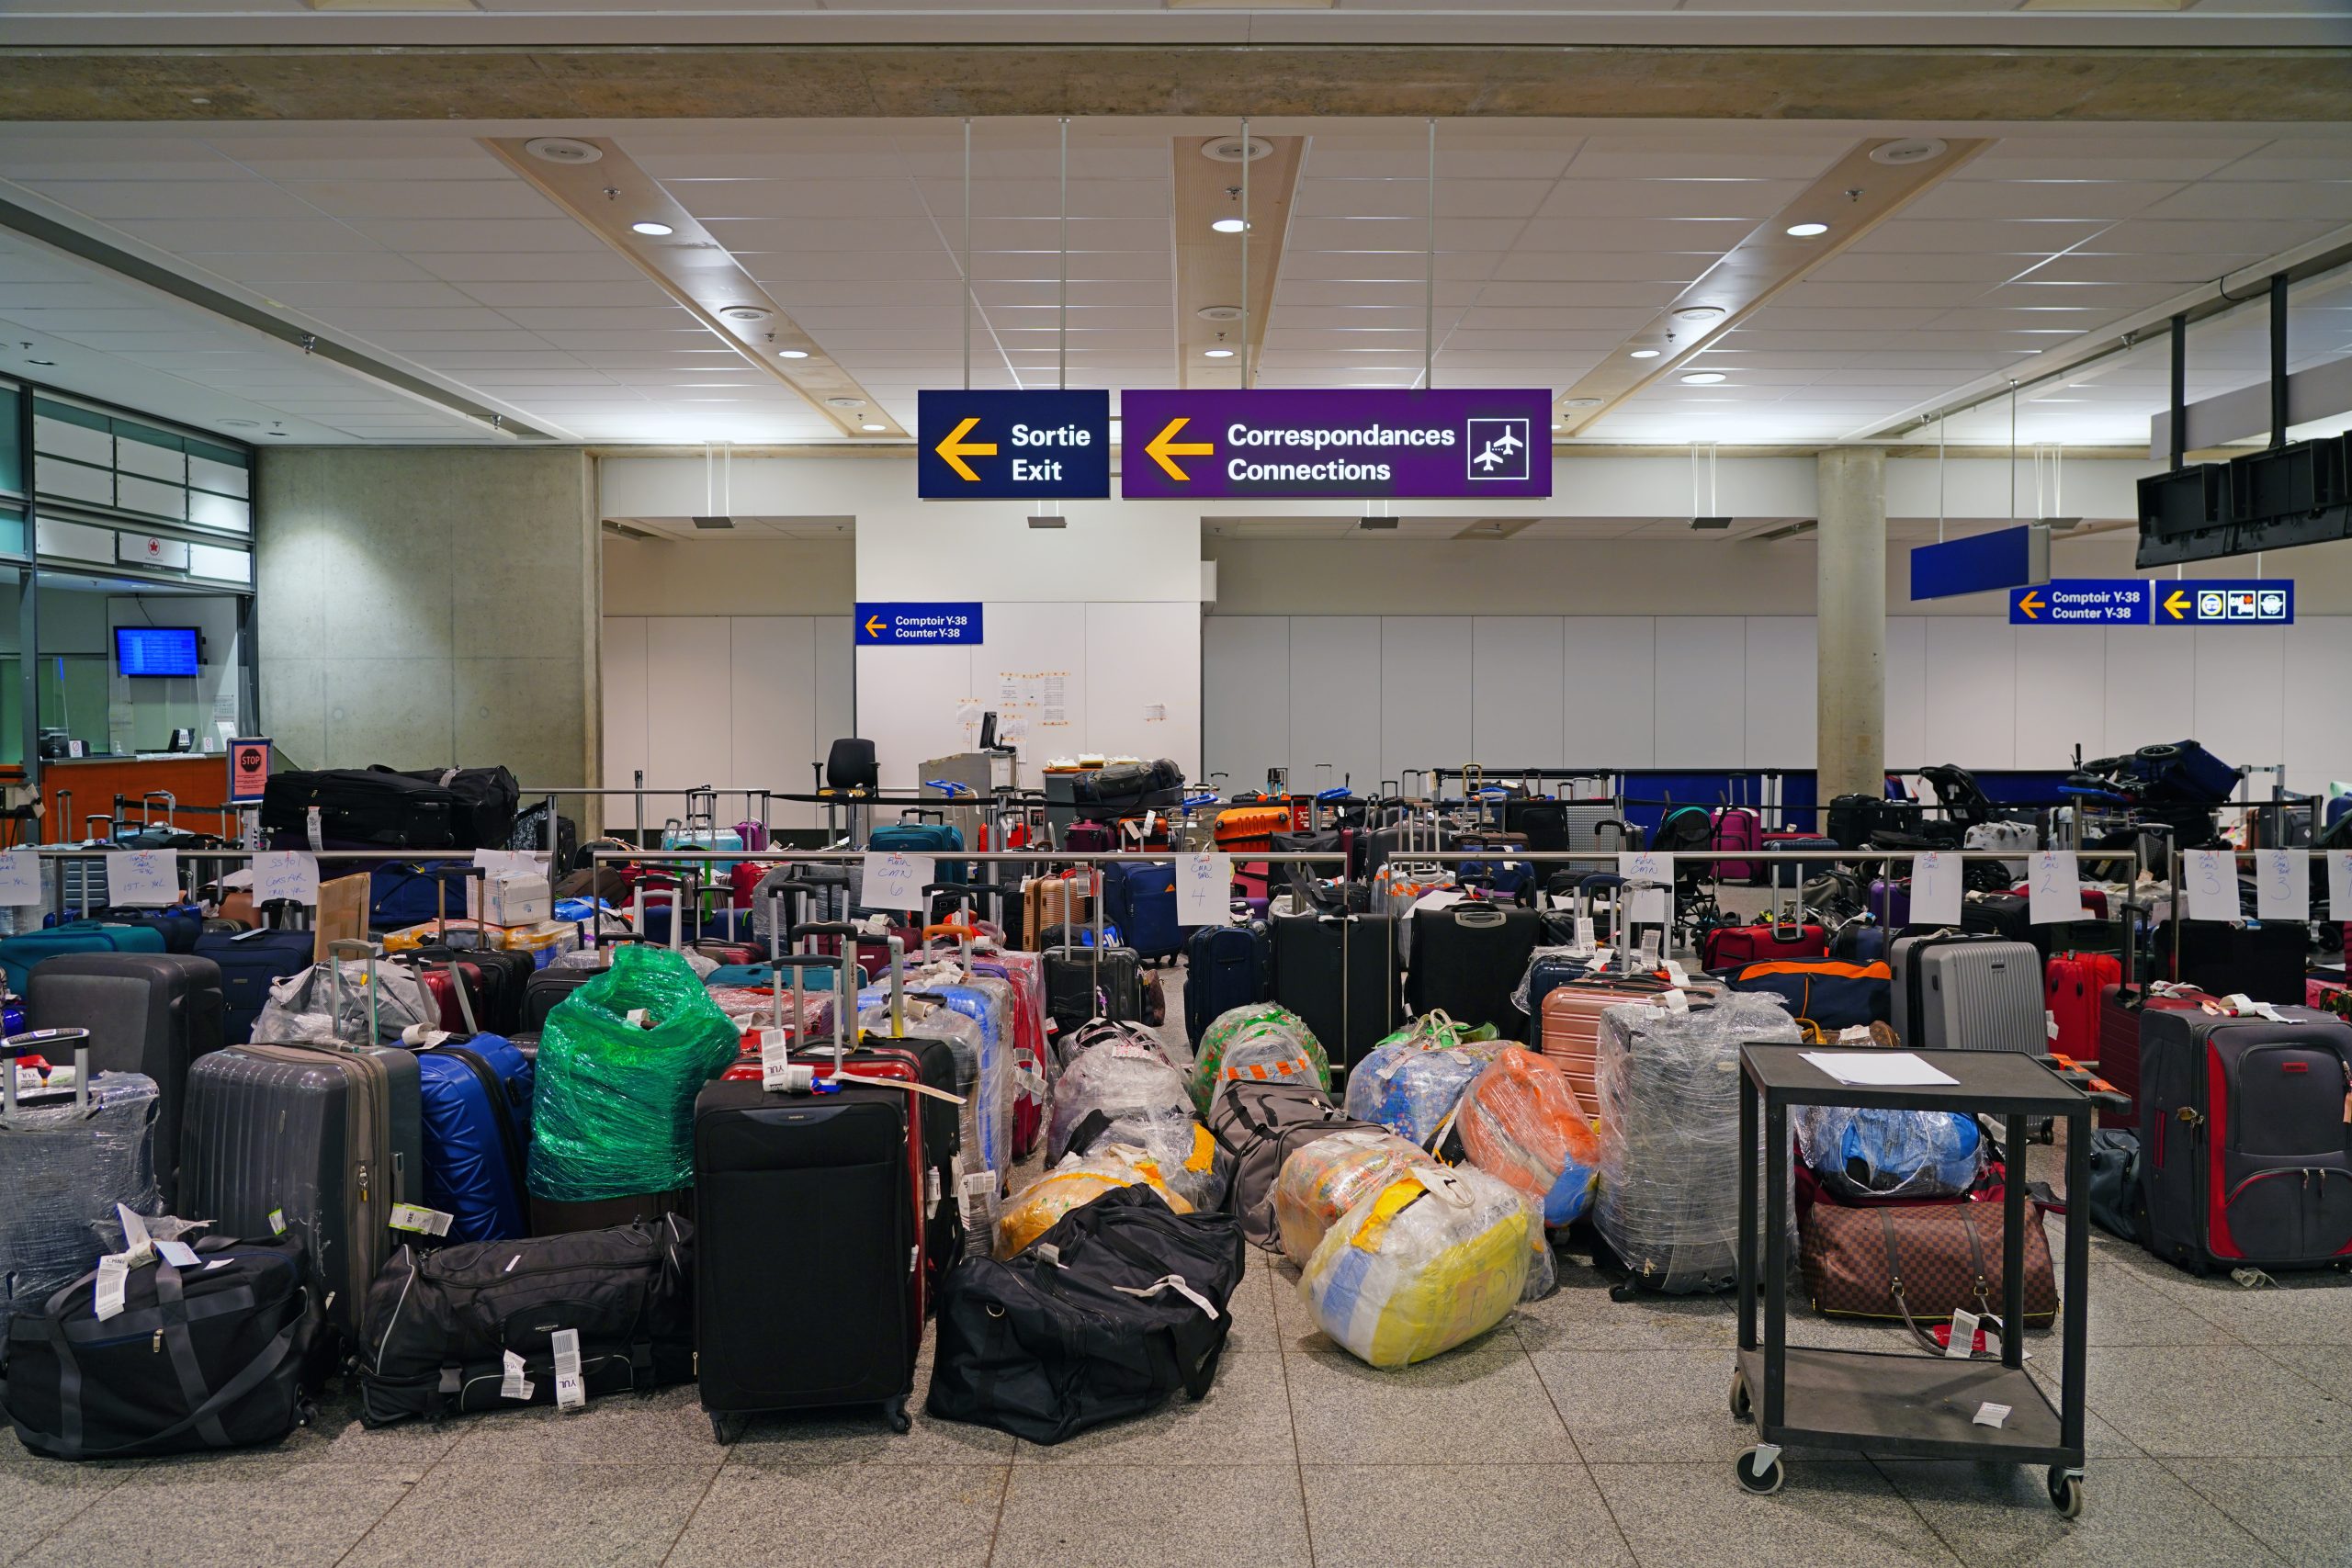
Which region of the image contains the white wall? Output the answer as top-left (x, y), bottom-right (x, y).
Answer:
top-left (1204, 612), bottom-right (2352, 792)
top-left (601, 615), bottom-right (854, 832)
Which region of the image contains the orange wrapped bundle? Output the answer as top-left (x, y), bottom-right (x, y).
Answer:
top-left (994, 1148), bottom-right (1193, 1258)
top-left (1271, 1128), bottom-right (1441, 1267)
top-left (1457, 1046), bottom-right (1601, 1227)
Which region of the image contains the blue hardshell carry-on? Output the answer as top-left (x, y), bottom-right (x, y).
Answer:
top-left (414, 1032), bottom-right (534, 1244)
top-left (1105, 861), bottom-right (1184, 960)
top-left (866, 819), bottom-right (967, 888)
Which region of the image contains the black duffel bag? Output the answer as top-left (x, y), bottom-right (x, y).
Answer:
top-left (2, 1234), bottom-right (322, 1460)
top-left (927, 1185), bottom-right (1246, 1444)
top-left (356, 1218), bottom-right (694, 1427)
top-left (399, 765), bottom-right (521, 849)
top-left (261, 766), bottom-right (459, 849)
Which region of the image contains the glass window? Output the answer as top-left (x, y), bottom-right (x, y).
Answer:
top-left (34, 570), bottom-right (247, 758)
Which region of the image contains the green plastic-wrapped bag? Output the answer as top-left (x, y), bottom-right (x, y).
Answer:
top-left (527, 944), bottom-right (741, 1201)
top-left (1190, 1001), bottom-right (1330, 1113)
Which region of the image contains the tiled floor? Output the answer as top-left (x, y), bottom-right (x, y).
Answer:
top-left (7, 964), bottom-right (2351, 1567)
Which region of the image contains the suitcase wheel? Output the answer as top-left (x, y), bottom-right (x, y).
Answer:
top-left (708, 1413), bottom-right (738, 1445)
top-left (886, 1397), bottom-right (911, 1435)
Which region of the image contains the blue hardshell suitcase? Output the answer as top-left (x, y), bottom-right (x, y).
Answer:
top-left (1104, 862), bottom-right (1183, 960)
top-left (866, 821), bottom-right (967, 888)
top-left (414, 1034), bottom-right (534, 1244)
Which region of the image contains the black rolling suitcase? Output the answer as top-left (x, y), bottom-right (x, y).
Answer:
top-left (695, 951), bottom-right (960, 1440)
top-left (1270, 910), bottom-right (1400, 1071)
top-left (2154, 919), bottom-right (2306, 1007)
top-left (1405, 901), bottom-right (1544, 1040)
top-left (26, 952), bottom-right (224, 1208)
top-left (1043, 879), bottom-right (1142, 1037)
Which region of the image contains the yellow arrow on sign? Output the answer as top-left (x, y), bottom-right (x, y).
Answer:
top-left (2017, 591), bottom-right (2044, 621)
top-left (2163, 589), bottom-right (2192, 621)
top-left (1145, 416), bottom-right (1215, 482)
top-left (864, 615), bottom-right (888, 638)
top-left (933, 415), bottom-right (996, 482)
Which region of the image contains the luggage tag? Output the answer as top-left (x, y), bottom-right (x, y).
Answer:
top-left (114, 1204), bottom-right (156, 1269)
top-left (550, 1327), bottom-right (585, 1411)
top-left (1662, 988), bottom-right (1690, 1014)
top-left (94, 1254), bottom-right (130, 1321)
top-left (1574, 917), bottom-right (1597, 950)
top-left (1661, 959), bottom-right (1690, 987)
top-left (390, 1203), bottom-right (454, 1237)
top-left (267, 1208), bottom-right (288, 1237)
top-left (501, 1348), bottom-right (535, 1402)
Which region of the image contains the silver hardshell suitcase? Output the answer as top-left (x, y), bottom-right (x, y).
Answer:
top-left (178, 947), bottom-right (422, 1342)
top-left (1890, 932), bottom-right (2042, 1054)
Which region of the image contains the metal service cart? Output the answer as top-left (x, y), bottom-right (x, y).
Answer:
top-left (1731, 1044), bottom-right (2103, 1517)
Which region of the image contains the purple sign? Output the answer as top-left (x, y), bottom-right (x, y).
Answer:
top-left (1119, 389), bottom-right (1552, 500)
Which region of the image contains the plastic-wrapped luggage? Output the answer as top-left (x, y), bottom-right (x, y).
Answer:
top-left (1341, 1012), bottom-right (1501, 1148)
top-left (1792, 1104), bottom-right (1984, 1203)
top-left (1593, 994), bottom-right (1802, 1294)
top-left (251, 957), bottom-right (437, 1046)
top-left (1063, 1104), bottom-right (1231, 1213)
top-left (1190, 1001), bottom-right (1329, 1113)
top-left (1046, 1034), bottom-right (1193, 1167)
top-left (1297, 1162), bottom-right (1532, 1369)
top-left (526, 944), bottom-right (741, 1203)
top-left (1050, 1016), bottom-right (1176, 1080)
top-left (1270, 1126), bottom-right (1439, 1267)
top-left (1456, 1045), bottom-right (1601, 1227)
top-left (860, 987), bottom-right (1005, 1188)
top-left (0, 1039), bottom-right (160, 1312)
top-left (996, 1147), bottom-right (1193, 1257)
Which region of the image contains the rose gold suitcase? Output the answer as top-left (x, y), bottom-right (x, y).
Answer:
top-left (1539, 973), bottom-right (1719, 1120)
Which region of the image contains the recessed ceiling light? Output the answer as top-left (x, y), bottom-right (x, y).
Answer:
top-left (1211, 217), bottom-right (1250, 234)
top-left (26, 358), bottom-right (54, 367)
top-left (1201, 136), bottom-right (1273, 164)
top-left (1680, 372), bottom-right (1727, 385)
top-left (1785, 222), bottom-right (1829, 238)
top-left (825, 396), bottom-right (865, 409)
top-left (718, 305), bottom-right (771, 322)
top-left (1871, 138), bottom-right (1949, 167)
top-left (525, 137), bottom-right (603, 165)
top-left (1629, 349), bottom-right (1661, 359)
top-left (219, 418), bottom-right (260, 429)
top-left (1197, 304), bottom-right (1243, 321)
top-left (777, 349), bottom-right (809, 360)
top-left (1672, 306), bottom-right (1725, 324)
top-left (1561, 397), bottom-right (1602, 409)
top-left (861, 422), bottom-right (887, 432)
top-left (1203, 347), bottom-right (1236, 359)
top-left (629, 220), bottom-right (674, 237)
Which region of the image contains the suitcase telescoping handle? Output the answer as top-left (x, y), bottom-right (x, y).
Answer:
top-left (326, 938), bottom-right (382, 1050)
top-left (764, 953), bottom-right (841, 1046)
top-left (2, 1028), bottom-right (91, 1116)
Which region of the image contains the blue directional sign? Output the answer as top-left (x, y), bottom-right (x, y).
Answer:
top-left (855, 603), bottom-right (984, 647)
top-left (2010, 579), bottom-right (2154, 626)
top-left (917, 389), bottom-right (1109, 500)
top-left (2152, 579), bottom-right (2293, 627)
top-left (1910, 524), bottom-right (2050, 602)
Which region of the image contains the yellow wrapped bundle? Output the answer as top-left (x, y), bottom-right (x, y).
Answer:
top-left (1298, 1163), bottom-right (1530, 1369)
top-left (1271, 1128), bottom-right (1441, 1268)
top-left (994, 1147), bottom-right (1193, 1258)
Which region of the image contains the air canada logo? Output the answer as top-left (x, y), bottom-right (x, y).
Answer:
top-left (1466, 418), bottom-right (1530, 482)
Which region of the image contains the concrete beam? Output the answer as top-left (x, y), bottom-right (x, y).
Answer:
top-left (1, 45), bottom-right (2347, 124)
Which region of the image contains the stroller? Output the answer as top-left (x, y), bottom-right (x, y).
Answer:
top-left (1648, 806), bottom-right (1724, 931)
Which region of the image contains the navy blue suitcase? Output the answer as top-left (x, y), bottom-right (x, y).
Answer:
top-left (414, 1033), bottom-right (534, 1244)
top-left (193, 928), bottom-right (317, 1045)
top-left (1105, 862), bottom-right (1183, 961)
top-left (1523, 951), bottom-right (1595, 1018)
top-left (369, 861), bottom-right (462, 930)
top-left (1184, 921), bottom-right (1268, 1043)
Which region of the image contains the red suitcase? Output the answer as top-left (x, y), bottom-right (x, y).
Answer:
top-left (1702, 914), bottom-right (1827, 970)
top-left (2045, 951), bottom-right (2121, 1065)
top-left (2096, 981), bottom-right (2218, 1130)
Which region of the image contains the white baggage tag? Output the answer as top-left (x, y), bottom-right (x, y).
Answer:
top-left (0, 848), bottom-right (41, 907)
top-left (1662, 988), bottom-right (1690, 1014)
top-left (108, 848), bottom-right (180, 907)
top-left (390, 1203), bottom-right (453, 1237)
top-left (550, 1328), bottom-right (585, 1411)
top-left (2026, 851), bottom-right (2088, 925)
top-left (254, 851), bottom-right (321, 908)
top-left (1573, 917), bottom-right (1596, 950)
top-left (305, 806), bottom-right (324, 852)
top-left (2255, 848), bottom-right (2309, 922)
top-left (2183, 849), bottom-right (2243, 923)
top-left (1176, 854), bottom-right (1231, 926)
top-left (1909, 851), bottom-right (1963, 928)
top-left (115, 1204), bottom-right (156, 1268)
top-left (860, 851), bottom-right (933, 913)
top-left (501, 1348), bottom-right (535, 1401)
top-left (94, 1255), bottom-right (130, 1321)
top-left (1661, 959), bottom-right (1690, 987)
top-left (1947, 1308), bottom-right (1979, 1359)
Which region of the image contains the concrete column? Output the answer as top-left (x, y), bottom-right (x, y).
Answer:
top-left (1815, 446), bottom-right (1886, 803)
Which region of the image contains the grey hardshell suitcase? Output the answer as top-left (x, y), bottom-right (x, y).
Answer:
top-left (1890, 932), bottom-right (2043, 1054)
top-left (178, 944), bottom-right (423, 1343)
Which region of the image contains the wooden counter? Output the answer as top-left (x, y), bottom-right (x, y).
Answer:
top-left (40, 753), bottom-right (238, 842)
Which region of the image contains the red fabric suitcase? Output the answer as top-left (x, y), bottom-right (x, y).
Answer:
top-left (1702, 917), bottom-right (1827, 970)
top-left (2096, 981), bottom-right (2217, 1130)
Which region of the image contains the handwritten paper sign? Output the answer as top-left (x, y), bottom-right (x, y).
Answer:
top-left (0, 849), bottom-right (41, 908)
top-left (2182, 849), bottom-right (2242, 923)
top-left (1910, 851), bottom-right (1963, 928)
top-left (2254, 848), bottom-right (2309, 923)
top-left (254, 851), bottom-right (321, 908)
top-left (860, 851), bottom-right (933, 913)
top-left (1177, 853), bottom-right (1233, 926)
top-left (1617, 852), bottom-right (1673, 929)
top-left (2026, 850), bottom-right (2087, 925)
top-left (108, 848), bottom-right (180, 907)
